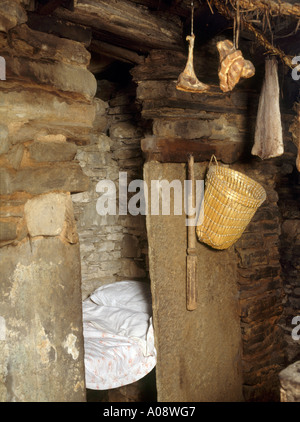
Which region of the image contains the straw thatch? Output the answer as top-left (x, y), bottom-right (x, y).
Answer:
top-left (211, 0), bottom-right (299, 68)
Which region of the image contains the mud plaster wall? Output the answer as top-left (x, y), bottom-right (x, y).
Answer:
top-left (144, 162), bottom-right (244, 402)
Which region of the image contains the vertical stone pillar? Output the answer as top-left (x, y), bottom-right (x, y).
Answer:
top-left (279, 361), bottom-right (300, 402)
top-left (0, 193), bottom-right (86, 402)
top-left (0, 0), bottom-right (96, 402)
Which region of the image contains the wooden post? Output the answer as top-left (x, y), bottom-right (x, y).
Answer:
top-left (186, 154), bottom-right (197, 310)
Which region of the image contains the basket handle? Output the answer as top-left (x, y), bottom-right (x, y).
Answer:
top-left (209, 154), bottom-right (218, 167)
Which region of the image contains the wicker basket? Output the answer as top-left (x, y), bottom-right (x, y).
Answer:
top-left (196, 156), bottom-right (266, 250)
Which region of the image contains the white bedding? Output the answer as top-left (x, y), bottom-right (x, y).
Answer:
top-left (82, 281), bottom-right (157, 390)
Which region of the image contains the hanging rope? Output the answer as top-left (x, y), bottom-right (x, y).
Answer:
top-left (212, 0), bottom-right (295, 68)
top-left (233, 0), bottom-right (240, 49)
top-left (176, 0), bottom-right (209, 92)
top-left (191, 1), bottom-right (194, 36)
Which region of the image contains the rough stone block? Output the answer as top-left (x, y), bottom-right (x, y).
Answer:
top-left (0, 125), bottom-right (10, 155)
top-left (24, 192), bottom-right (78, 242)
top-left (236, 248), bottom-right (269, 269)
top-left (240, 292), bottom-right (283, 323)
top-left (121, 234), bottom-right (140, 258)
top-left (10, 24), bottom-right (91, 67)
top-left (279, 361), bottom-right (300, 402)
top-left (0, 89), bottom-right (96, 145)
top-left (153, 119), bottom-right (211, 139)
top-left (0, 168), bottom-right (13, 195)
top-left (235, 232), bottom-right (264, 249)
top-left (0, 220), bottom-right (17, 242)
top-left (5, 144), bottom-right (24, 169)
top-left (121, 259), bottom-right (146, 278)
top-left (0, 163), bottom-right (89, 195)
top-left (5, 56), bottom-right (97, 100)
top-left (0, 1), bottom-right (27, 32)
top-left (110, 121), bottom-right (143, 139)
top-left (28, 141), bottom-right (77, 162)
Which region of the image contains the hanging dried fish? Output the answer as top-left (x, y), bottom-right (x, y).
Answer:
top-left (252, 57), bottom-right (284, 159)
top-left (176, 34), bottom-right (209, 93)
top-left (217, 40), bottom-right (255, 92)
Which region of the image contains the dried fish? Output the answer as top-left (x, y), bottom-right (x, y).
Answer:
top-left (252, 57), bottom-right (284, 159)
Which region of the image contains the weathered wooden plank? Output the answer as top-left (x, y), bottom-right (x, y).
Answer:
top-left (54, 0), bottom-right (184, 52)
top-left (140, 98), bottom-right (253, 118)
top-left (90, 39), bottom-right (145, 65)
top-left (141, 136), bottom-right (245, 163)
top-left (27, 12), bottom-right (92, 45)
top-left (136, 80), bottom-right (258, 115)
top-left (131, 49), bottom-right (187, 81)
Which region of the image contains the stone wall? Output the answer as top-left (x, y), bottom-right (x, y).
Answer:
top-left (0, 1), bottom-right (96, 401)
top-left (0, 3), bottom-right (298, 402)
top-left (132, 47), bottom-right (296, 401)
top-left (72, 81), bottom-right (149, 300)
top-left (233, 161), bottom-right (285, 402)
top-left (277, 141), bottom-right (300, 367)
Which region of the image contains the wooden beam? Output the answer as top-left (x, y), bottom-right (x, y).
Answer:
top-left (54, 0), bottom-right (184, 53)
top-left (141, 136), bottom-right (245, 163)
top-left (90, 40), bottom-right (145, 65)
top-left (27, 12), bottom-right (92, 46)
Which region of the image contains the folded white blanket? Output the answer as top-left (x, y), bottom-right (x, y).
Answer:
top-left (82, 281), bottom-right (157, 390)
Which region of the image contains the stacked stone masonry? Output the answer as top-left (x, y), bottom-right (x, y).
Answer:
top-left (0, 1), bottom-right (95, 402)
top-left (72, 82), bottom-right (149, 300)
top-left (233, 162), bottom-right (286, 402)
top-left (277, 144), bottom-right (300, 367)
top-left (0, 1), bottom-right (298, 402)
top-left (132, 47), bottom-right (298, 401)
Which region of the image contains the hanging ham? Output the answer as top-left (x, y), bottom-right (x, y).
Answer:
top-left (176, 34), bottom-right (209, 93)
top-left (252, 57), bottom-right (284, 159)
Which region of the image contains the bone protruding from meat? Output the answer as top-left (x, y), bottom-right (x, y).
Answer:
top-left (176, 34), bottom-right (209, 93)
top-left (217, 39), bottom-right (255, 92)
top-left (252, 57), bottom-right (284, 160)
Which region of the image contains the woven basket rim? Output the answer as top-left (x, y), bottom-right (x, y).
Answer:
top-left (207, 165), bottom-right (266, 205)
